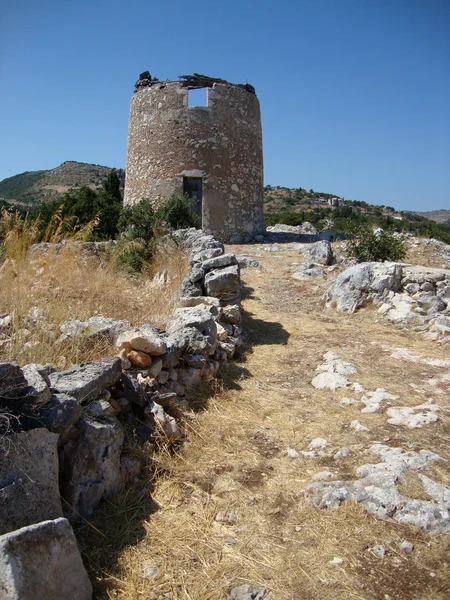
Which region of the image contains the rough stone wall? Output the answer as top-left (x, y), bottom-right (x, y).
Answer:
top-left (124, 81), bottom-right (265, 242)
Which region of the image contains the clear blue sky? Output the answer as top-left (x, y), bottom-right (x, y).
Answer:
top-left (1, 0), bottom-right (449, 211)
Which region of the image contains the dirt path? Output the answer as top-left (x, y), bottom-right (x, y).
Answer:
top-left (81, 243), bottom-right (450, 600)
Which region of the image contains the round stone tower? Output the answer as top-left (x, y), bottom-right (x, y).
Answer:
top-left (124, 72), bottom-right (265, 242)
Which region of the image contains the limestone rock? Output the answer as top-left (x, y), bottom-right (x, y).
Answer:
top-left (204, 264), bottom-right (240, 298)
top-left (116, 324), bottom-right (167, 356)
top-left (59, 416), bottom-right (125, 520)
top-left (37, 393), bottom-right (82, 434)
top-left (49, 358), bottom-right (122, 404)
top-left (127, 350), bottom-right (152, 368)
top-left (201, 252), bottom-right (238, 272)
top-left (305, 444), bottom-right (449, 533)
top-left (228, 584), bottom-right (273, 600)
top-left (59, 316), bottom-right (130, 343)
top-left (0, 518), bottom-right (92, 600)
top-left (21, 363), bottom-right (52, 404)
top-left (323, 262), bottom-right (403, 313)
top-left (305, 240), bottom-right (333, 265)
top-left (0, 428), bottom-right (62, 535)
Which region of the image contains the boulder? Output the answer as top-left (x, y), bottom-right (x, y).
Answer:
top-left (323, 262), bottom-right (403, 313)
top-left (204, 264), bottom-right (240, 298)
top-left (59, 415), bottom-right (125, 520)
top-left (116, 325), bottom-right (167, 356)
top-left (0, 518), bottom-right (92, 600)
top-left (305, 240), bottom-right (333, 265)
top-left (0, 428), bottom-right (62, 535)
top-left (49, 358), bottom-right (122, 404)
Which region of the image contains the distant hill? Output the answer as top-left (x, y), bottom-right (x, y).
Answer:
top-left (414, 210), bottom-right (450, 225)
top-left (0, 161), bottom-right (125, 206)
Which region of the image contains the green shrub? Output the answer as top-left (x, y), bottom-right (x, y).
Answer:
top-left (155, 193), bottom-right (199, 230)
top-left (345, 223), bottom-right (407, 263)
top-left (116, 198), bottom-right (156, 273)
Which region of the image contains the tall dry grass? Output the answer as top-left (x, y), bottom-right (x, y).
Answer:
top-left (0, 208), bottom-right (187, 368)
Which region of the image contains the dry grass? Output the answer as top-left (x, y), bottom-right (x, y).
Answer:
top-left (77, 242), bottom-right (450, 600)
top-left (0, 209), bottom-right (187, 367)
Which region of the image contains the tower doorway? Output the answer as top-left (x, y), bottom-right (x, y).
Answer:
top-left (183, 177), bottom-right (203, 225)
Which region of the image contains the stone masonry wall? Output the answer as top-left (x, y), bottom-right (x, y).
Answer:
top-left (0, 230), bottom-right (245, 599)
top-left (124, 81), bottom-right (265, 243)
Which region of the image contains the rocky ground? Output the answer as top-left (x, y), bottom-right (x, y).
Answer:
top-left (80, 240), bottom-right (450, 600)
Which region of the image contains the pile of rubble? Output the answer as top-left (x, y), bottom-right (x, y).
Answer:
top-left (0, 229), bottom-right (245, 599)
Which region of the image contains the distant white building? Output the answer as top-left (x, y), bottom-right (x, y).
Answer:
top-left (328, 197), bottom-right (344, 208)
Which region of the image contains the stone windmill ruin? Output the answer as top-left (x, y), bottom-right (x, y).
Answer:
top-left (124, 71), bottom-right (265, 243)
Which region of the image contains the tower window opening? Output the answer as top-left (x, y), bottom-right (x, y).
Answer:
top-left (188, 88), bottom-right (208, 107)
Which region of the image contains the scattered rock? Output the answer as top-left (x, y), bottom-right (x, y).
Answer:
top-left (305, 444), bottom-right (449, 533)
top-left (228, 584), bottom-right (273, 600)
top-left (372, 544), bottom-right (386, 559)
top-left (334, 447), bottom-right (352, 460)
top-left (360, 388), bottom-right (397, 413)
top-left (399, 540), bottom-right (414, 553)
top-left (287, 448), bottom-right (299, 459)
top-left (387, 399), bottom-right (439, 428)
top-left (329, 557), bottom-right (344, 566)
top-left (350, 420), bottom-right (370, 433)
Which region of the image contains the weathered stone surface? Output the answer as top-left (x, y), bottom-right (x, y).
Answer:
top-left (220, 304), bottom-right (241, 324)
top-left (236, 255), bottom-right (260, 268)
top-left (127, 349), bottom-right (152, 368)
top-left (116, 325), bottom-right (167, 356)
top-left (228, 584), bottom-right (273, 600)
top-left (49, 358), bottom-right (122, 404)
top-left (292, 265), bottom-right (326, 281)
top-left (323, 262), bottom-right (403, 313)
top-left (0, 428), bottom-right (62, 535)
top-left (178, 296), bottom-right (221, 308)
top-left (21, 363), bottom-right (52, 404)
top-left (305, 240), bottom-right (333, 265)
top-left (187, 266), bottom-right (206, 283)
top-left (121, 372), bottom-right (148, 407)
top-left (59, 416), bottom-right (125, 520)
top-left (124, 79), bottom-right (265, 243)
top-left (386, 399), bottom-right (439, 428)
top-left (0, 363), bottom-right (29, 400)
top-left (311, 352), bottom-right (357, 391)
top-left (204, 264), bottom-right (240, 298)
top-left (305, 444), bottom-right (449, 533)
top-left (180, 277), bottom-right (203, 297)
top-left (201, 253), bottom-right (238, 272)
top-left (37, 393), bottom-right (82, 434)
top-left (59, 316), bottom-right (130, 343)
top-left (167, 306), bottom-right (217, 355)
top-left (0, 518), bottom-right (92, 600)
